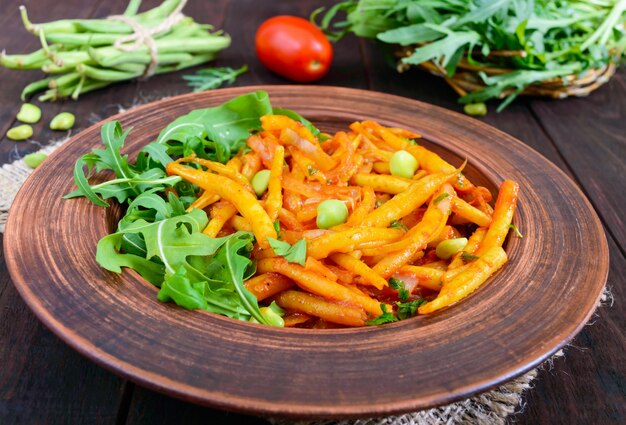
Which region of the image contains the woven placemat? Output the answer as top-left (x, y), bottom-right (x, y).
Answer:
top-left (0, 132), bottom-right (608, 425)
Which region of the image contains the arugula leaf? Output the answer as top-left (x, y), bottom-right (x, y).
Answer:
top-left (183, 65), bottom-right (248, 92)
top-left (96, 230), bottom-right (165, 286)
top-left (96, 209), bottom-right (270, 323)
top-left (402, 30), bottom-right (480, 70)
top-left (95, 121), bottom-right (134, 178)
top-left (65, 121), bottom-right (183, 206)
top-left (366, 304), bottom-right (398, 325)
top-left (378, 23), bottom-right (445, 46)
top-left (158, 267), bottom-right (251, 318)
top-left (155, 90), bottom-right (274, 163)
top-left (267, 238), bottom-right (307, 266)
top-left (69, 156), bottom-right (109, 207)
top-left (64, 171), bottom-right (181, 205)
top-left (157, 267), bottom-right (209, 310)
top-left (221, 233), bottom-right (270, 325)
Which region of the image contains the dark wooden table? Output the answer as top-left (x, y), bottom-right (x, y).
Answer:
top-left (1, 1), bottom-right (624, 424)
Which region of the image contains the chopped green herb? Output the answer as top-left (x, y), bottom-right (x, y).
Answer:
top-left (389, 220), bottom-right (408, 231)
top-left (388, 277), bottom-right (403, 290)
top-left (433, 193), bottom-right (450, 204)
top-left (366, 304), bottom-right (398, 325)
top-left (273, 220), bottom-right (281, 235)
top-left (396, 298), bottom-right (427, 320)
top-left (267, 237), bottom-right (307, 266)
top-left (461, 252), bottom-right (480, 262)
top-left (508, 223), bottom-right (524, 238)
top-left (398, 288), bottom-right (410, 303)
top-left (388, 277), bottom-right (409, 301)
top-left (307, 165), bottom-right (318, 176)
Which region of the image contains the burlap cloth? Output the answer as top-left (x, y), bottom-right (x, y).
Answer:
top-left (0, 135), bottom-right (608, 425)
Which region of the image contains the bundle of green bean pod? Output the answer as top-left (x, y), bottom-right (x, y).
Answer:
top-left (0, 0), bottom-right (231, 101)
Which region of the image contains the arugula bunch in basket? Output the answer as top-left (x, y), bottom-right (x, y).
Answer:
top-left (65, 91), bottom-right (317, 326)
top-left (316, 0), bottom-right (626, 110)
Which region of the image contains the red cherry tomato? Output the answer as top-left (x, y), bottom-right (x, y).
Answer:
top-left (255, 16), bottom-right (333, 82)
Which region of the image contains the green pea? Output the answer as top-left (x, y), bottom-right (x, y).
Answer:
top-left (6, 124), bottom-right (33, 141)
top-left (389, 150), bottom-right (419, 179)
top-left (251, 169), bottom-right (271, 197)
top-left (16, 103), bottom-right (42, 124)
top-left (316, 199), bottom-right (348, 229)
top-left (23, 152), bottom-right (48, 169)
top-left (463, 103), bottom-right (487, 116)
top-left (49, 112), bottom-right (75, 130)
top-left (436, 237), bottom-right (469, 260)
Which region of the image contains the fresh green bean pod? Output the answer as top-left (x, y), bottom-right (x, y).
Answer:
top-left (21, 77), bottom-right (54, 100)
top-left (77, 63), bottom-right (142, 81)
top-left (139, 0), bottom-right (184, 20)
top-left (112, 62), bottom-right (149, 74)
top-left (0, 49), bottom-right (48, 69)
top-left (19, 6), bottom-right (78, 35)
top-left (6, 0), bottom-right (232, 101)
top-left (100, 51), bottom-right (193, 67)
top-left (48, 72), bottom-right (82, 89)
top-left (155, 53), bottom-right (218, 74)
top-left (44, 33), bottom-right (122, 46)
top-left (123, 0), bottom-right (142, 16)
top-left (42, 59), bottom-right (96, 74)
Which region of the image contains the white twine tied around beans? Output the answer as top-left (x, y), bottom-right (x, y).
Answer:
top-left (107, 0), bottom-right (188, 79)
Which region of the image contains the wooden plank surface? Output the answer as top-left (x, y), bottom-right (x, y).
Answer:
top-left (0, 0), bottom-right (624, 424)
top-left (528, 73), bottom-right (626, 252)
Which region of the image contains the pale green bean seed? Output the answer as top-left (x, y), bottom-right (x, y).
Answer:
top-left (316, 199), bottom-right (348, 229)
top-left (389, 150), bottom-right (418, 179)
top-left (436, 237), bottom-right (469, 260)
top-left (16, 103), bottom-right (42, 124)
top-left (6, 124), bottom-right (33, 141)
top-left (23, 152), bottom-right (48, 169)
top-left (463, 103), bottom-right (487, 116)
top-left (248, 307), bottom-right (285, 327)
top-left (251, 169), bottom-right (271, 197)
top-left (260, 306), bottom-right (285, 327)
top-left (49, 112), bottom-right (75, 130)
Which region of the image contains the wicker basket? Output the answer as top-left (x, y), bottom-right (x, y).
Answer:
top-left (396, 46), bottom-right (618, 100)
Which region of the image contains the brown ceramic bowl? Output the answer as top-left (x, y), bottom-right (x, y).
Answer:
top-left (4, 86), bottom-right (608, 419)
